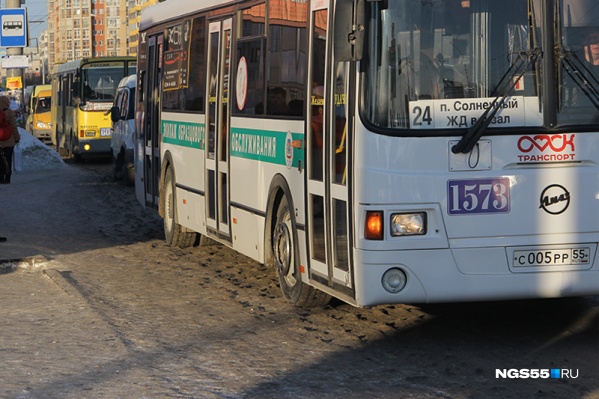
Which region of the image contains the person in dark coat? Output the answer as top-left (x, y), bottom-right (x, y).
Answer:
top-left (0, 95), bottom-right (20, 183)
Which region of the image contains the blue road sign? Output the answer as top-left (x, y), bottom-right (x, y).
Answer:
top-left (0, 8), bottom-right (27, 48)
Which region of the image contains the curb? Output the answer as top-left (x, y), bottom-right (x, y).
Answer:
top-left (0, 256), bottom-right (86, 301)
top-left (43, 268), bottom-right (86, 299)
top-left (0, 255), bottom-right (49, 273)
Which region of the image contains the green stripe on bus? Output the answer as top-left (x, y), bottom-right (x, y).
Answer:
top-left (161, 120), bottom-right (205, 149)
top-left (230, 127), bottom-right (304, 167)
top-left (160, 121), bottom-right (304, 167)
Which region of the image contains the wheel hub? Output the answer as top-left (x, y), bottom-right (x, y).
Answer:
top-left (273, 221), bottom-right (291, 276)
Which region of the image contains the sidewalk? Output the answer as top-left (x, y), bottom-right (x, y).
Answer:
top-left (0, 259), bottom-right (131, 399)
top-left (0, 166), bottom-right (151, 398)
top-left (0, 167), bottom-right (80, 261)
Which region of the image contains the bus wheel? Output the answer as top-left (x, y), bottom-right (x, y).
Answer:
top-left (112, 154), bottom-right (123, 181)
top-left (273, 196), bottom-right (331, 308)
top-left (123, 162), bottom-right (135, 187)
top-left (163, 166), bottom-right (197, 248)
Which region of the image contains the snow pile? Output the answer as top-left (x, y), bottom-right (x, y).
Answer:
top-left (16, 128), bottom-right (66, 171)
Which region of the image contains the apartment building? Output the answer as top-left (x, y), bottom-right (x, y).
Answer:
top-left (128, 0), bottom-right (158, 56)
top-left (47, 0), bottom-right (156, 71)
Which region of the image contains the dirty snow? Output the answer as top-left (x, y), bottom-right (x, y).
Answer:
top-left (14, 128), bottom-right (66, 171)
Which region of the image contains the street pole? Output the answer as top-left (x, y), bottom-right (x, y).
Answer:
top-left (5, 0), bottom-right (24, 125)
top-left (28, 22), bottom-right (45, 84)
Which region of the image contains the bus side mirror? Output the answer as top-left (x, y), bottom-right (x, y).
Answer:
top-left (110, 106), bottom-right (121, 122)
top-left (334, 0), bottom-right (365, 62)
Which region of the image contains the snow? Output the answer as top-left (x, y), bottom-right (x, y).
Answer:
top-left (15, 128), bottom-right (66, 171)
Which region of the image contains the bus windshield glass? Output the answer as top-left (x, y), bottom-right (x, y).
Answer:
top-left (558, 1), bottom-right (599, 125)
top-left (364, 0), bottom-right (541, 131)
top-left (81, 62), bottom-right (132, 103)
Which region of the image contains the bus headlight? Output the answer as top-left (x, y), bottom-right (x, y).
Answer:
top-left (390, 212), bottom-right (426, 236)
top-left (382, 268), bottom-right (407, 293)
top-left (36, 121), bottom-right (48, 128)
top-left (83, 144), bottom-right (91, 151)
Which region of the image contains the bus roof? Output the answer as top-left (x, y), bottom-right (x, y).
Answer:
top-left (140, 0), bottom-right (235, 30)
top-left (53, 56), bottom-right (136, 75)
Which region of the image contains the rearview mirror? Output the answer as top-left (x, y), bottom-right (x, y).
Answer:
top-left (110, 106), bottom-right (120, 123)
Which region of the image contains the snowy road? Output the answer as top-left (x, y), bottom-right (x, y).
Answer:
top-left (0, 133), bottom-right (597, 398)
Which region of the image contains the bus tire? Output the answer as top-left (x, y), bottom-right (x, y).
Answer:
top-left (273, 195), bottom-right (331, 308)
top-left (163, 166), bottom-right (197, 248)
top-left (123, 163), bottom-right (135, 187)
top-left (112, 154), bottom-right (123, 181)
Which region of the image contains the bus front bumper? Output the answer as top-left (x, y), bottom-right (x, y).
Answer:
top-left (76, 138), bottom-right (112, 157)
top-left (352, 247), bottom-right (599, 307)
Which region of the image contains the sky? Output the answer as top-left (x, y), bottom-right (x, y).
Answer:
top-left (24, 0), bottom-right (49, 43)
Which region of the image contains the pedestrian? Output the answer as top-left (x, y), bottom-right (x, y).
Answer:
top-left (0, 95), bottom-right (20, 184)
top-left (0, 115), bottom-right (11, 242)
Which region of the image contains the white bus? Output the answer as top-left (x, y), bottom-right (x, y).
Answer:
top-left (136, 0), bottom-right (599, 307)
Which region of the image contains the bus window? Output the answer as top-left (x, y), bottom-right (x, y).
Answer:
top-left (310, 9), bottom-right (327, 181)
top-left (233, 4), bottom-right (266, 116)
top-left (266, 0), bottom-right (308, 118)
top-left (333, 63), bottom-right (348, 185)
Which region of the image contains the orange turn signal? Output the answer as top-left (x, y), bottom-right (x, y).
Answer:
top-left (365, 211), bottom-right (384, 240)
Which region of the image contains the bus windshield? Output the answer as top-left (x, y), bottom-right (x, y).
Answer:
top-left (81, 62), bottom-right (135, 103)
top-left (558, 1), bottom-right (599, 125)
top-left (364, 0), bottom-right (540, 130)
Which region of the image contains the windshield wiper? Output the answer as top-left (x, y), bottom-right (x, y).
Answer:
top-left (560, 50), bottom-right (599, 111)
top-left (452, 47), bottom-right (541, 154)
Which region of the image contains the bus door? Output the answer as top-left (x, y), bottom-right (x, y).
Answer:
top-left (141, 34), bottom-right (163, 210)
top-left (307, 3), bottom-right (354, 297)
top-left (58, 75), bottom-right (69, 154)
top-left (206, 19), bottom-right (232, 239)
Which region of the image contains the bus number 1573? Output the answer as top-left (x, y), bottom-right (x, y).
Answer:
top-left (448, 178), bottom-right (510, 215)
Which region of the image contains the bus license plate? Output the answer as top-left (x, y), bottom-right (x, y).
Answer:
top-left (513, 248), bottom-right (590, 267)
top-left (100, 128), bottom-right (112, 137)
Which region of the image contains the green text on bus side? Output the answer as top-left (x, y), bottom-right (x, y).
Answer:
top-left (230, 127), bottom-right (304, 167)
top-left (161, 120), bottom-right (205, 149)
